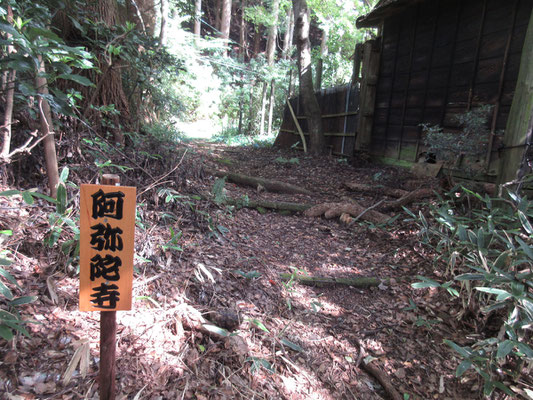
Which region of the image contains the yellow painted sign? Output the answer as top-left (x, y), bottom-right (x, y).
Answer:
top-left (79, 184), bottom-right (136, 311)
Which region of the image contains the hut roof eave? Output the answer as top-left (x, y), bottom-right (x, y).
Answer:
top-left (356, 0), bottom-right (422, 28)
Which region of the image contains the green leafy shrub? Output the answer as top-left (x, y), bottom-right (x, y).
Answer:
top-left (44, 168), bottom-right (80, 268)
top-left (0, 168), bottom-right (80, 269)
top-left (0, 255), bottom-right (37, 341)
top-left (409, 184), bottom-right (533, 397)
top-left (421, 105), bottom-right (493, 173)
top-left (0, 1), bottom-right (96, 117)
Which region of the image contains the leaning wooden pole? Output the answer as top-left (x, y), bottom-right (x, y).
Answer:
top-left (287, 100), bottom-right (307, 153)
top-left (99, 173), bottom-right (120, 400)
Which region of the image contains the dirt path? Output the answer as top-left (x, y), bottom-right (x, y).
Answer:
top-left (0, 142), bottom-right (476, 399)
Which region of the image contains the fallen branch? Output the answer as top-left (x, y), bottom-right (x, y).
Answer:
top-left (279, 273), bottom-right (382, 288)
top-left (344, 182), bottom-right (408, 198)
top-left (305, 202), bottom-right (389, 224)
top-left (208, 170), bottom-right (313, 195)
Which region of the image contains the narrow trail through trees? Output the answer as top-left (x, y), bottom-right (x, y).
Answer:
top-left (1, 141), bottom-right (477, 399)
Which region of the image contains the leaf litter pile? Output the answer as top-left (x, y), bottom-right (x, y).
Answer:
top-left (0, 139), bottom-right (486, 399)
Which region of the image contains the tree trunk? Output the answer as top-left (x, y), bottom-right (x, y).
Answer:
top-left (35, 56), bottom-right (59, 198)
top-left (288, 67), bottom-right (293, 97)
top-left (194, 0), bottom-right (202, 36)
top-left (292, 0), bottom-right (325, 154)
top-left (315, 27), bottom-right (328, 90)
top-left (267, 80), bottom-right (275, 136)
top-left (239, 0), bottom-right (246, 59)
top-left (215, 0), bottom-right (221, 31)
top-left (238, 92), bottom-right (244, 135)
top-left (253, 26), bottom-right (262, 57)
top-left (282, 7), bottom-right (293, 60)
top-left (1, 5), bottom-right (15, 159)
top-left (287, 8), bottom-right (294, 57)
top-left (266, 0), bottom-right (279, 65)
top-left (259, 81), bottom-right (267, 136)
top-left (219, 0), bottom-right (232, 55)
top-left (248, 80), bottom-right (255, 134)
top-left (87, 0), bottom-right (130, 145)
top-left (159, 0), bottom-right (168, 48)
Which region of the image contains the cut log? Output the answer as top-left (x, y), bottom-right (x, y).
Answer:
top-left (344, 182), bottom-right (408, 198)
top-left (209, 170), bottom-right (313, 195)
top-left (382, 188), bottom-right (434, 210)
top-left (279, 273), bottom-right (382, 288)
top-left (305, 201), bottom-right (389, 225)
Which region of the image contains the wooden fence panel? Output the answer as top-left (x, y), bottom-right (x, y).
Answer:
top-left (274, 84), bottom-right (360, 156)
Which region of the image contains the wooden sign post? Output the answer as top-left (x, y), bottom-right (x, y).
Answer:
top-left (79, 174), bottom-right (136, 400)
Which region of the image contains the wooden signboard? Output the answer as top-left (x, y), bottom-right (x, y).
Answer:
top-left (79, 183), bottom-right (136, 311)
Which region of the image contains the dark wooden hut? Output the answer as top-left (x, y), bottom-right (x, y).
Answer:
top-left (276, 0), bottom-right (533, 183)
top-left (355, 0), bottom-right (533, 181)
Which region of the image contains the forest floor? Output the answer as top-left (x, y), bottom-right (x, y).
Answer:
top-left (0, 139), bottom-right (484, 399)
